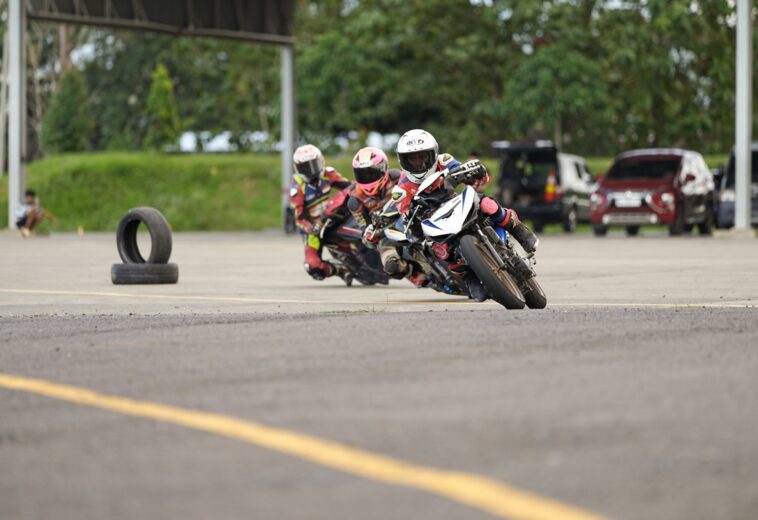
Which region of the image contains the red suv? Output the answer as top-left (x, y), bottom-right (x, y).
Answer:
top-left (590, 149), bottom-right (715, 236)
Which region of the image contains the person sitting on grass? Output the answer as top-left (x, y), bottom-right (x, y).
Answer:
top-left (15, 190), bottom-right (59, 237)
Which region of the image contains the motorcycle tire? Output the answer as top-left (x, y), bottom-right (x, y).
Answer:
top-left (459, 235), bottom-right (525, 310)
top-left (521, 277), bottom-right (547, 309)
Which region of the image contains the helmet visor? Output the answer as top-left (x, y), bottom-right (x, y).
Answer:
top-left (353, 164), bottom-right (386, 185)
top-left (295, 158), bottom-right (322, 179)
top-left (399, 150), bottom-right (436, 174)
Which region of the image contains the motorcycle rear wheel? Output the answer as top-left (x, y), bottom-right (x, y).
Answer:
top-left (459, 235), bottom-right (525, 310)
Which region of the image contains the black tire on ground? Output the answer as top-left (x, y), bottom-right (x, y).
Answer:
top-left (562, 206), bottom-right (577, 233)
top-left (592, 224), bottom-right (608, 236)
top-left (521, 277), bottom-right (547, 309)
top-left (531, 219), bottom-right (545, 233)
top-left (697, 208), bottom-right (714, 235)
top-left (625, 225), bottom-right (640, 236)
top-left (117, 207), bottom-right (173, 264)
top-left (459, 235), bottom-right (525, 310)
top-left (111, 263), bottom-right (179, 284)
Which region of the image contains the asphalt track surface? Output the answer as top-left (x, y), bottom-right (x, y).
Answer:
top-left (1, 231), bottom-right (757, 520)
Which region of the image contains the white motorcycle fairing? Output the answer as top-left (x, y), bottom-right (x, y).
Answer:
top-left (421, 186), bottom-right (478, 239)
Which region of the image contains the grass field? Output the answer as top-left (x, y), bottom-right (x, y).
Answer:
top-left (0, 152), bottom-right (728, 232)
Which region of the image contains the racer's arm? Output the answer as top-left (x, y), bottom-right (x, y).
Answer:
top-left (324, 168), bottom-right (352, 190)
top-left (347, 196), bottom-right (370, 229)
top-left (288, 183), bottom-right (313, 234)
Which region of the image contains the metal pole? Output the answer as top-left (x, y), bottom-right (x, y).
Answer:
top-left (735, 0), bottom-right (753, 231)
top-left (0, 32), bottom-right (9, 177)
top-left (280, 44), bottom-right (295, 231)
top-left (8, 0), bottom-right (26, 229)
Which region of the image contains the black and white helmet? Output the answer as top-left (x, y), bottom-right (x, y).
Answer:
top-left (396, 129), bottom-right (439, 184)
top-left (293, 144), bottom-right (325, 182)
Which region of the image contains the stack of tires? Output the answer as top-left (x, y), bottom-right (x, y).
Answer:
top-left (111, 207), bottom-right (179, 284)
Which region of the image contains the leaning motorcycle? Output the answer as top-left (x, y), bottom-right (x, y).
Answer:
top-left (383, 161), bottom-right (547, 309)
top-left (314, 189), bottom-right (390, 286)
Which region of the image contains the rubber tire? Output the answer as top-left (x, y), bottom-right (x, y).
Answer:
top-left (562, 206), bottom-right (577, 233)
top-left (459, 235), bottom-right (525, 309)
top-left (521, 277), bottom-right (547, 309)
top-left (111, 263), bottom-right (179, 284)
top-left (593, 224), bottom-right (608, 236)
top-left (625, 225), bottom-right (640, 236)
top-left (117, 207), bottom-right (172, 264)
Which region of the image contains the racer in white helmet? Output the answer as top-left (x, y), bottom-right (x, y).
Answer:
top-left (365, 129), bottom-right (538, 291)
top-left (289, 144), bottom-right (352, 281)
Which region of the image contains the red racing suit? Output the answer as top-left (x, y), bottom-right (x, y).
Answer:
top-left (289, 167), bottom-right (352, 279)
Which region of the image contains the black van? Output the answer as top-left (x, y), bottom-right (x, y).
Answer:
top-left (492, 141), bottom-right (595, 232)
top-left (715, 143), bottom-right (758, 228)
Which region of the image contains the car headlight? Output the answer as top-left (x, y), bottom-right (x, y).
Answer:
top-left (720, 189), bottom-right (736, 202)
top-left (660, 192), bottom-right (675, 205)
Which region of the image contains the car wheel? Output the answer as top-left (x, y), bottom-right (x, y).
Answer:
top-left (698, 207), bottom-right (714, 235)
top-left (669, 210), bottom-right (685, 236)
top-left (531, 219), bottom-right (545, 233)
top-left (562, 206), bottom-right (577, 233)
top-left (592, 224), bottom-right (608, 236)
top-left (625, 225), bottom-right (640, 236)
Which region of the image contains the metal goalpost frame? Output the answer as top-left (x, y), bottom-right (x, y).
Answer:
top-left (5, 0), bottom-right (296, 230)
top-left (734, 0), bottom-right (753, 231)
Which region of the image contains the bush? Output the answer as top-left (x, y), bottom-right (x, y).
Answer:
top-left (143, 64), bottom-right (181, 150)
top-left (41, 70), bottom-right (93, 153)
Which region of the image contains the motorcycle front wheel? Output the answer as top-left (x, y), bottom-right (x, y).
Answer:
top-left (521, 277), bottom-right (547, 309)
top-left (459, 235), bottom-right (525, 309)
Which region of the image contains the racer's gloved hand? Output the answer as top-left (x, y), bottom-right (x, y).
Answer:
top-left (312, 218), bottom-right (331, 239)
top-left (362, 224), bottom-right (381, 248)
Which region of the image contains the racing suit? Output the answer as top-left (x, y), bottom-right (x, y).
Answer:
top-left (375, 154), bottom-right (537, 276)
top-left (289, 167), bottom-right (352, 279)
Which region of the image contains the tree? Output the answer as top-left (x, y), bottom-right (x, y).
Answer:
top-left (41, 69), bottom-right (93, 153)
top-left (144, 64), bottom-right (181, 150)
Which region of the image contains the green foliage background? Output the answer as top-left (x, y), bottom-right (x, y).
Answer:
top-left (41, 70), bottom-right (93, 153)
top-left (144, 65), bottom-right (181, 150)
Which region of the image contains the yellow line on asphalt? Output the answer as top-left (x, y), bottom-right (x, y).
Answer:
top-left (0, 373), bottom-right (608, 520)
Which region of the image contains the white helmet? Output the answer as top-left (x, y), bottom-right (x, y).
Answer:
top-left (396, 129), bottom-right (439, 184)
top-left (293, 144), bottom-right (325, 182)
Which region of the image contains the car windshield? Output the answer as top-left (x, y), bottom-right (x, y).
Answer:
top-left (606, 157), bottom-right (680, 180)
top-left (725, 151), bottom-right (758, 187)
top-left (499, 149), bottom-right (558, 186)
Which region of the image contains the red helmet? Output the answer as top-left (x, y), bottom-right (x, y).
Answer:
top-left (352, 147), bottom-right (389, 196)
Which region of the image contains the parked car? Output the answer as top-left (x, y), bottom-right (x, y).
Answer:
top-left (590, 148), bottom-right (715, 236)
top-left (492, 141), bottom-right (595, 233)
top-left (715, 142), bottom-right (758, 229)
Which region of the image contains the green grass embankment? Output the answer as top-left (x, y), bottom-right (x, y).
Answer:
top-left (0, 152), bottom-right (728, 232)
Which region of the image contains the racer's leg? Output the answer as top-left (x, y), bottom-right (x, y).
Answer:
top-left (303, 234), bottom-right (336, 280)
top-left (480, 197), bottom-right (538, 253)
top-left (379, 241), bottom-right (427, 287)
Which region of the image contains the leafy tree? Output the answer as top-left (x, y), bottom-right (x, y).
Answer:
top-left (144, 64), bottom-right (181, 150)
top-left (41, 69), bottom-right (93, 152)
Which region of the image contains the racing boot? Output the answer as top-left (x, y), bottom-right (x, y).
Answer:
top-left (332, 262), bottom-right (354, 286)
top-left (464, 273), bottom-right (489, 302)
top-left (480, 197), bottom-right (538, 254)
top-left (381, 250), bottom-right (410, 280)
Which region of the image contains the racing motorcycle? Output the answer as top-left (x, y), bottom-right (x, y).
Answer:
top-left (313, 189), bottom-right (390, 286)
top-left (382, 161), bottom-right (547, 309)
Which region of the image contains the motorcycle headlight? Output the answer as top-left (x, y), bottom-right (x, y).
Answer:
top-left (720, 189), bottom-right (736, 202)
top-left (660, 192), bottom-right (675, 205)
